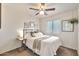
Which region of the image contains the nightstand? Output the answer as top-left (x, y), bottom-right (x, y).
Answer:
top-left (16, 36), bottom-right (26, 47)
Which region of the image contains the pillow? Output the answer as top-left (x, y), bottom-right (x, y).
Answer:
top-left (38, 32), bottom-right (44, 36)
top-left (24, 33), bottom-right (32, 39)
top-left (30, 31), bottom-right (39, 37)
top-left (33, 32), bottom-right (44, 37)
top-left (31, 32), bottom-right (35, 37)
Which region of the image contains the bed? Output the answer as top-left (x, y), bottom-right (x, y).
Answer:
top-left (24, 32), bottom-right (61, 56)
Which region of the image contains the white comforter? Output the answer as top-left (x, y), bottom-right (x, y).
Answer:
top-left (25, 35), bottom-right (61, 56)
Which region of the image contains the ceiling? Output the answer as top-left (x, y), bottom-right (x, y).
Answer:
top-left (24, 3), bottom-right (79, 18)
top-left (10, 3), bottom-right (79, 18)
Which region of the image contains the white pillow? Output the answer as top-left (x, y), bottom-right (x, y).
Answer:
top-left (33, 32), bottom-right (44, 37)
top-left (24, 33), bottom-right (31, 39)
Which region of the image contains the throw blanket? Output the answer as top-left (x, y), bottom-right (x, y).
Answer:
top-left (33, 36), bottom-right (50, 51)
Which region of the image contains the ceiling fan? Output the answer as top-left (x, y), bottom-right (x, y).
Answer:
top-left (29, 3), bottom-right (55, 15)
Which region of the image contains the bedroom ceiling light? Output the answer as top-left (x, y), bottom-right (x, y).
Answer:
top-left (29, 3), bottom-right (55, 15)
top-left (39, 11), bottom-right (44, 15)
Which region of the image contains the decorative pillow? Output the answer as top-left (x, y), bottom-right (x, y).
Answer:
top-left (24, 33), bottom-right (31, 39)
top-left (31, 32), bottom-right (35, 37)
top-left (33, 32), bottom-right (44, 37)
top-left (30, 31), bottom-right (38, 37)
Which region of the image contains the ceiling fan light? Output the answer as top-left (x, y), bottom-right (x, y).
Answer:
top-left (41, 6), bottom-right (44, 9)
top-left (39, 11), bottom-right (44, 15)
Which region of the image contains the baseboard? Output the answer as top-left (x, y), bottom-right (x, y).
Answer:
top-left (61, 44), bottom-right (77, 51)
top-left (0, 46), bottom-right (21, 54)
top-left (61, 46), bottom-right (77, 51)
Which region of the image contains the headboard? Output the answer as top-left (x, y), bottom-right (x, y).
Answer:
top-left (23, 22), bottom-right (39, 37)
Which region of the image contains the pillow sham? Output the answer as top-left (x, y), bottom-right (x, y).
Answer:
top-left (33, 32), bottom-right (44, 37)
top-left (31, 32), bottom-right (35, 37)
top-left (24, 33), bottom-right (32, 39)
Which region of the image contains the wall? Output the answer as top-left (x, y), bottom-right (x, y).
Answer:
top-left (39, 9), bottom-right (78, 50)
top-left (78, 7), bottom-right (79, 55)
top-left (0, 4), bottom-right (39, 54)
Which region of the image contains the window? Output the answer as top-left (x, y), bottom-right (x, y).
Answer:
top-left (48, 21), bottom-right (53, 33)
top-left (47, 20), bottom-right (61, 33)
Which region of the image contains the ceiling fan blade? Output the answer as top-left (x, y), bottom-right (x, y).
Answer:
top-left (41, 3), bottom-right (45, 6)
top-left (35, 12), bottom-right (39, 15)
top-left (45, 8), bottom-right (55, 11)
top-left (29, 8), bottom-right (39, 10)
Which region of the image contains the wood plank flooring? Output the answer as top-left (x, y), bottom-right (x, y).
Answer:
top-left (0, 46), bottom-right (78, 56)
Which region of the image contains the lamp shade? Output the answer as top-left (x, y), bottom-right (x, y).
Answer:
top-left (17, 29), bottom-right (23, 37)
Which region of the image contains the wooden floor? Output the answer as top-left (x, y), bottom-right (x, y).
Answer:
top-left (0, 46), bottom-right (78, 56)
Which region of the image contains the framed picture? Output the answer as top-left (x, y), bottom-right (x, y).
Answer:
top-left (62, 20), bottom-right (74, 32)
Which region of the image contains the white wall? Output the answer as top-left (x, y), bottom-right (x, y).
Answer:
top-left (78, 7), bottom-right (79, 55)
top-left (39, 9), bottom-right (78, 50)
top-left (0, 4), bottom-right (39, 54)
